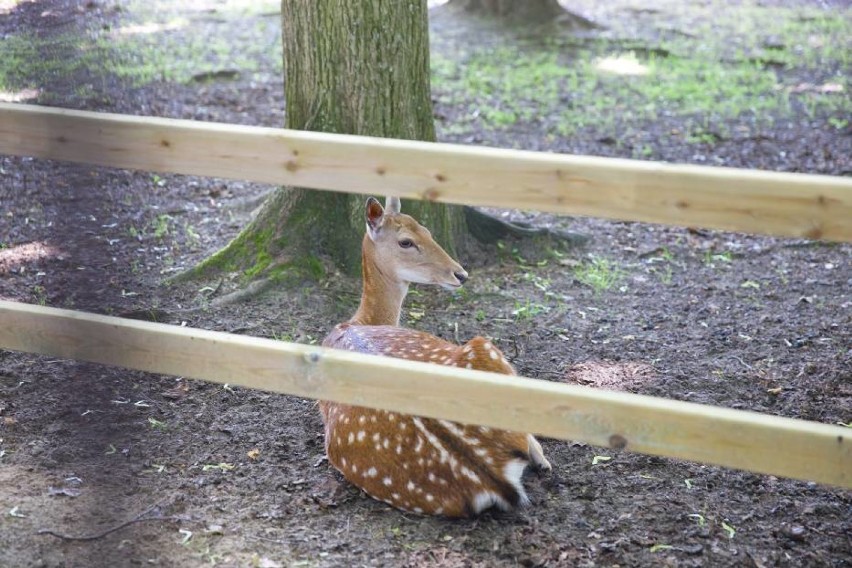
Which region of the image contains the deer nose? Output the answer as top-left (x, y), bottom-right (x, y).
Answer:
top-left (454, 270), bottom-right (468, 285)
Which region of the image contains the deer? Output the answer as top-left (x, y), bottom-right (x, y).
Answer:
top-left (319, 196), bottom-right (551, 518)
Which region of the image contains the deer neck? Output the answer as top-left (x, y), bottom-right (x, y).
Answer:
top-left (350, 235), bottom-right (408, 326)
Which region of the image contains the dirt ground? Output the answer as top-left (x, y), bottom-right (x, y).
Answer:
top-left (1, 1), bottom-right (850, 567)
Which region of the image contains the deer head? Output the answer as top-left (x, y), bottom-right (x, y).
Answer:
top-left (364, 196), bottom-right (468, 291)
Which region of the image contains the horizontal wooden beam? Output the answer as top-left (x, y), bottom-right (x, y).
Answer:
top-left (1, 300), bottom-right (848, 488)
top-left (1, 103), bottom-right (850, 241)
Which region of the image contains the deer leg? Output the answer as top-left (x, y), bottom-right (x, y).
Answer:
top-left (528, 434), bottom-right (552, 472)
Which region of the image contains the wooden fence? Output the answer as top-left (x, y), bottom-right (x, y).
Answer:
top-left (0, 103), bottom-right (850, 488)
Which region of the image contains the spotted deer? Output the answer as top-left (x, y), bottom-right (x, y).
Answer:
top-left (320, 197), bottom-right (551, 517)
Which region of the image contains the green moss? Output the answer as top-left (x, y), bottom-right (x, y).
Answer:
top-left (243, 249), bottom-right (272, 280)
top-left (267, 255), bottom-right (326, 284)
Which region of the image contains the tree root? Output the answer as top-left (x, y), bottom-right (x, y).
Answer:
top-left (464, 206), bottom-right (589, 247)
top-left (208, 276), bottom-right (277, 307)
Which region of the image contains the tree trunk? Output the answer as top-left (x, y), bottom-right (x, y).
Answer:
top-left (190, 0), bottom-right (469, 281)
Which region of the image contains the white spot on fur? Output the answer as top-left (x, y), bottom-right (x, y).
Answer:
top-left (383, 476), bottom-right (393, 486)
top-left (357, 430), bottom-right (366, 442)
top-left (366, 467), bottom-right (378, 478)
top-left (460, 465), bottom-right (481, 483)
top-left (412, 417), bottom-right (451, 464)
top-left (438, 420), bottom-right (483, 446)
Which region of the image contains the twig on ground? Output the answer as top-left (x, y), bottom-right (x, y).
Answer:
top-left (36, 500), bottom-right (175, 541)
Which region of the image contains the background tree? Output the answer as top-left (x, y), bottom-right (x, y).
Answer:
top-left (444, 0), bottom-right (599, 28)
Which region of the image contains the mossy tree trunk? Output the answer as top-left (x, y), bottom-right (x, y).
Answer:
top-left (192, 0), bottom-right (469, 280)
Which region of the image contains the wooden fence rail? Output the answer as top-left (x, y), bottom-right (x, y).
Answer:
top-left (0, 301), bottom-right (849, 488)
top-left (2, 103), bottom-right (851, 241)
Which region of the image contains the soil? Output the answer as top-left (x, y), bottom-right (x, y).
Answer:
top-left (1, 1), bottom-right (850, 567)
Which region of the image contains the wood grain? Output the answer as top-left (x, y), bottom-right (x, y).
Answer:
top-left (1, 103), bottom-right (850, 241)
top-left (1, 300), bottom-right (848, 488)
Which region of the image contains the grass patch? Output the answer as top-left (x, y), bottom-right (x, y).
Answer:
top-left (574, 257), bottom-right (623, 294)
top-left (431, 5), bottom-right (850, 138)
top-left (0, 1), bottom-right (282, 96)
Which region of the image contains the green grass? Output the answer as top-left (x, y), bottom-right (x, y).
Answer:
top-left (0, 1), bottom-right (281, 96)
top-left (432, 45), bottom-right (791, 136)
top-left (574, 257), bottom-right (623, 294)
top-left (431, 5), bottom-right (850, 139)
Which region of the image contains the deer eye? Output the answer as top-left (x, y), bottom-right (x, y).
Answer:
top-left (398, 239), bottom-right (415, 249)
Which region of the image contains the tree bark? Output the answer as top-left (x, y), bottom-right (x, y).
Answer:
top-left (190, 0), bottom-right (468, 281)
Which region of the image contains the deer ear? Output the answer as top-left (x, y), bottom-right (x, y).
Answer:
top-left (365, 197), bottom-right (385, 239)
top-left (385, 196), bottom-right (401, 215)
